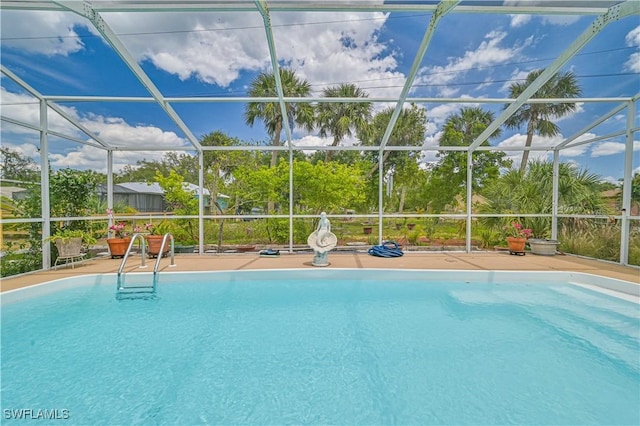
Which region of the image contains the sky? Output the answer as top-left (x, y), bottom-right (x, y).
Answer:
top-left (1, 1), bottom-right (639, 184)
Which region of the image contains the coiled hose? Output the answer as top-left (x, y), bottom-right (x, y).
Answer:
top-left (368, 241), bottom-right (404, 258)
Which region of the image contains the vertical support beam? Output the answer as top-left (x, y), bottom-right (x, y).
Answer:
top-left (552, 150), bottom-right (560, 240)
top-left (40, 100), bottom-right (51, 270)
top-left (289, 149), bottom-right (294, 253)
top-left (465, 151), bottom-right (473, 253)
top-left (378, 153), bottom-right (384, 244)
top-left (620, 100), bottom-right (635, 265)
top-left (107, 150), bottom-right (114, 215)
top-left (198, 153), bottom-right (204, 256)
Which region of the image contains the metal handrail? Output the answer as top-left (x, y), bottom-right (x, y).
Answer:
top-left (117, 233), bottom-right (147, 276)
top-left (153, 232), bottom-right (175, 274)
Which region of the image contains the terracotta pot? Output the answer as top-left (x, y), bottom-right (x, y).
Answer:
top-left (506, 237), bottom-right (526, 254)
top-left (145, 235), bottom-right (169, 257)
top-left (363, 227), bottom-right (373, 235)
top-left (107, 237), bottom-right (131, 258)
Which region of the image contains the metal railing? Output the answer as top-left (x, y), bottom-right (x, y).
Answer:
top-left (153, 232), bottom-right (175, 274)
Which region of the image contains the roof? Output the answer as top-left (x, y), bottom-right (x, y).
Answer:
top-left (112, 182), bottom-right (211, 196)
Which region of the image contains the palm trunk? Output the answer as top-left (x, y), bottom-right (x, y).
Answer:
top-left (270, 121), bottom-right (282, 169)
top-left (268, 121), bottom-right (283, 213)
top-left (519, 120), bottom-right (536, 173)
top-left (398, 185), bottom-right (406, 213)
top-left (367, 151), bottom-right (391, 178)
top-left (324, 136), bottom-right (341, 162)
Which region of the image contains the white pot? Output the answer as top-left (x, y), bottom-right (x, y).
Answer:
top-left (528, 239), bottom-right (559, 256)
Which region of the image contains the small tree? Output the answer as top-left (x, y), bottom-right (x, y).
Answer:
top-left (155, 170), bottom-right (199, 243)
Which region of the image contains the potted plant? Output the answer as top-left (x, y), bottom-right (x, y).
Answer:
top-left (144, 220), bottom-right (172, 257)
top-left (47, 228), bottom-right (97, 267)
top-left (106, 221), bottom-right (131, 258)
top-left (502, 220), bottom-right (532, 255)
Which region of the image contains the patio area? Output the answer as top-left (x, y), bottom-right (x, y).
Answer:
top-left (2, 251), bottom-right (638, 293)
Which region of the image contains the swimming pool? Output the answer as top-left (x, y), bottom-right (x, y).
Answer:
top-left (2, 269), bottom-right (639, 425)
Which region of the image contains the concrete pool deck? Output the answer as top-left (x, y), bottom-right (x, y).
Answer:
top-left (2, 251), bottom-right (638, 292)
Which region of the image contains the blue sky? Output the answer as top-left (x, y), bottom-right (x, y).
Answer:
top-left (1, 2), bottom-right (639, 183)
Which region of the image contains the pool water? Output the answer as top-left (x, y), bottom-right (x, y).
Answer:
top-left (2, 270), bottom-right (639, 425)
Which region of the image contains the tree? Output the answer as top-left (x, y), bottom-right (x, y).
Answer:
top-left (426, 107), bottom-right (509, 213)
top-left (116, 152), bottom-right (198, 184)
top-left (479, 160), bottom-right (606, 237)
top-left (316, 83), bottom-right (372, 162)
top-left (18, 168), bottom-right (101, 269)
top-left (0, 147), bottom-right (39, 183)
top-left (155, 170), bottom-right (199, 243)
top-left (362, 104), bottom-right (426, 176)
top-left (244, 69), bottom-right (315, 168)
top-left (505, 69), bottom-right (582, 172)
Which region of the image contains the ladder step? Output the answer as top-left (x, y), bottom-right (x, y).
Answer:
top-left (118, 285), bottom-right (155, 290)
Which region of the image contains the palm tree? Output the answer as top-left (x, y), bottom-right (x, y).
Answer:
top-left (505, 69), bottom-right (582, 172)
top-left (363, 103), bottom-right (426, 177)
top-left (244, 69), bottom-right (315, 168)
top-left (478, 160), bottom-right (606, 237)
top-left (316, 83), bottom-right (372, 162)
top-left (427, 107), bottom-right (508, 213)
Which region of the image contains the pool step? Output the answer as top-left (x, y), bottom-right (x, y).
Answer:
top-left (116, 275), bottom-right (158, 300)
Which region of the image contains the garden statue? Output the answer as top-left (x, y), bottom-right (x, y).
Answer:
top-left (307, 212), bottom-right (337, 266)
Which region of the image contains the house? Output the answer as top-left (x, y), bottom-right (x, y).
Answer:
top-left (98, 182), bottom-right (213, 213)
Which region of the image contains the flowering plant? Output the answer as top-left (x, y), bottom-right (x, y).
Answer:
top-left (144, 223), bottom-right (159, 235)
top-left (503, 221), bottom-right (532, 239)
top-left (108, 222), bottom-right (129, 239)
top-left (106, 209), bottom-right (129, 239)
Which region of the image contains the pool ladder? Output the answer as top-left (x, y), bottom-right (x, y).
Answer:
top-left (116, 233), bottom-right (175, 300)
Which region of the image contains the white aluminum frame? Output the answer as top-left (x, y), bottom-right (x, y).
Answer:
top-left (0, 0), bottom-right (638, 267)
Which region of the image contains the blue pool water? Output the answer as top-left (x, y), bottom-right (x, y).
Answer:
top-left (1, 270), bottom-right (639, 425)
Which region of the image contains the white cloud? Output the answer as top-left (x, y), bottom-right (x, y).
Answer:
top-left (590, 140), bottom-right (640, 158)
top-left (555, 102), bottom-right (584, 122)
top-left (425, 97), bottom-right (479, 128)
top-left (81, 115), bottom-right (187, 150)
top-left (48, 146), bottom-right (168, 173)
top-left (494, 132), bottom-right (593, 167)
top-left (0, 10), bottom-right (92, 56)
top-left (600, 175), bottom-right (620, 185)
top-left (500, 69), bottom-right (530, 93)
top-left (415, 31), bottom-right (529, 96)
top-left (624, 26), bottom-right (640, 72)
top-left (1, 87), bottom-right (189, 170)
top-left (541, 15), bottom-right (580, 26)
top-left (0, 87), bottom-right (78, 135)
top-left (623, 52), bottom-right (640, 73)
top-left (105, 10), bottom-right (402, 95)
top-left (625, 25), bottom-right (640, 46)
top-left (2, 9), bottom-right (404, 97)
top-left (509, 14), bottom-right (531, 28)
top-left (113, 13), bottom-right (269, 88)
top-left (504, 1), bottom-right (580, 28)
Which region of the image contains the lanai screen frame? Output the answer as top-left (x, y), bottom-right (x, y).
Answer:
top-left (1, 0), bottom-right (638, 268)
